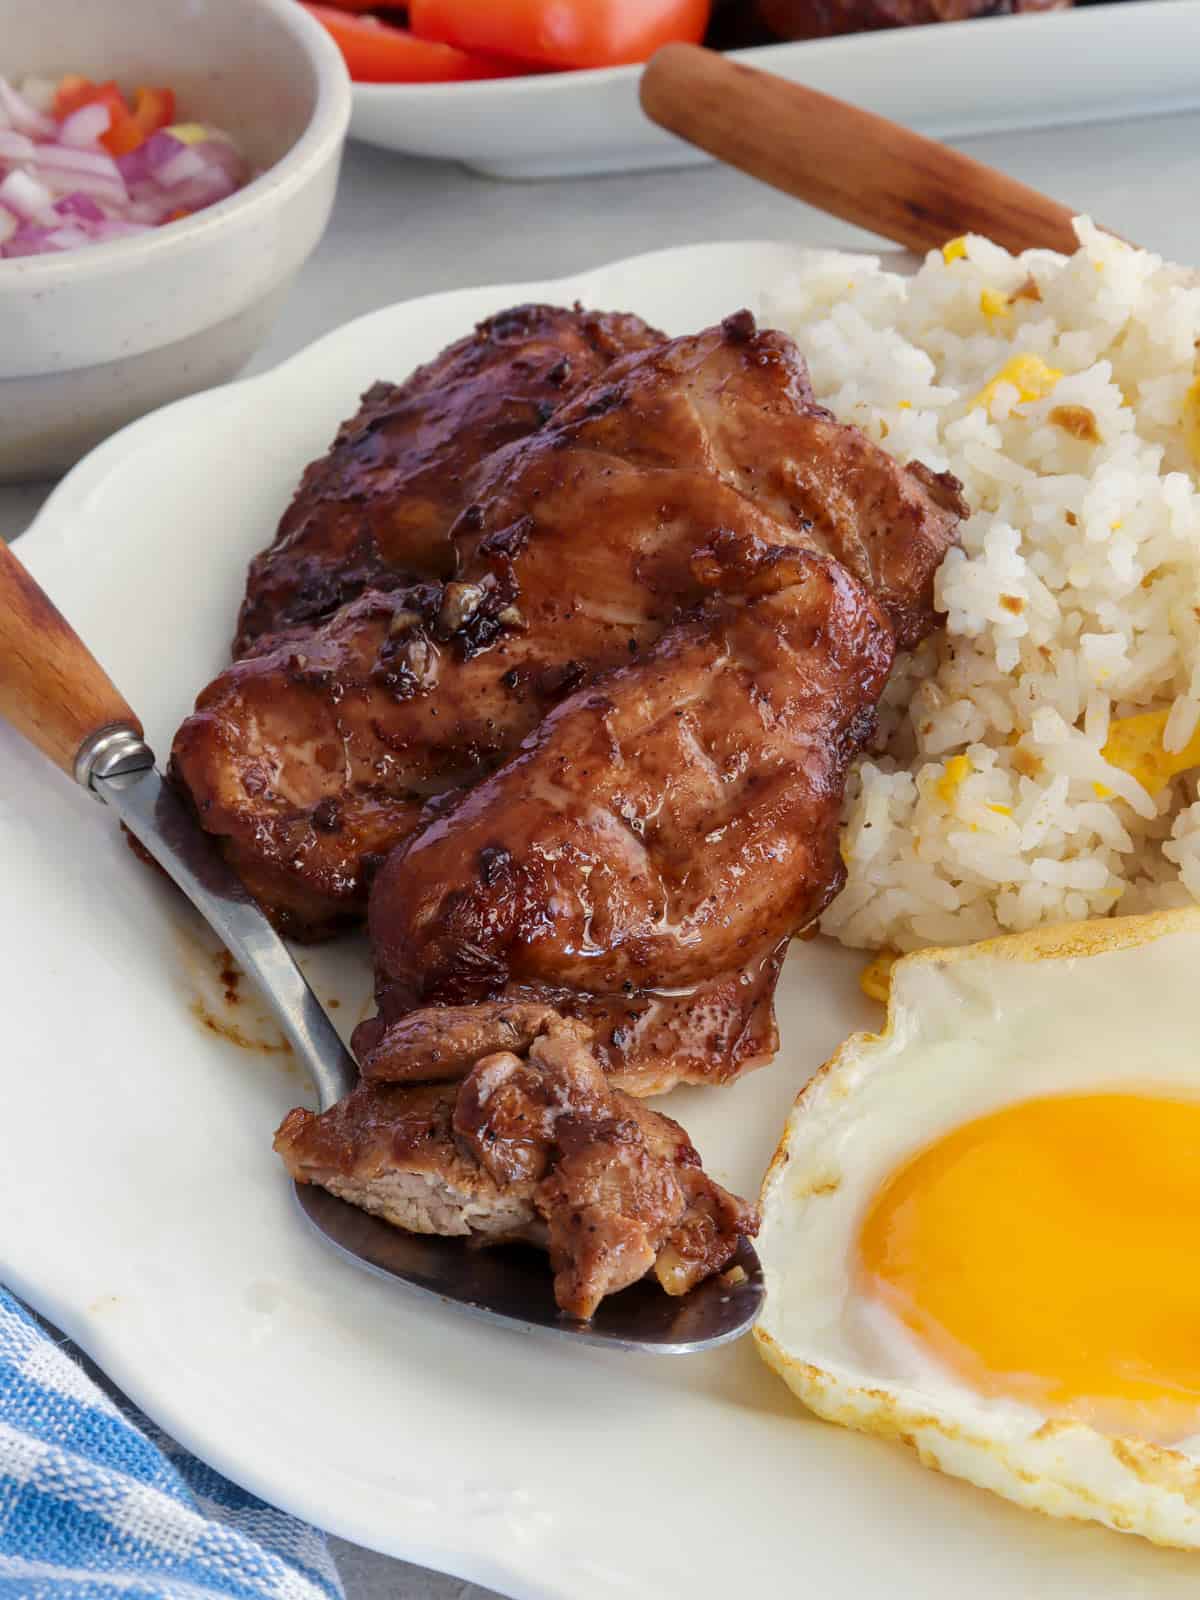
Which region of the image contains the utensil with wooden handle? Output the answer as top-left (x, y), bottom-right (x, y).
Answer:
top-left (0, 535), bottom-right (764, 1353)
top-left (640, 41), bottom-right (1086, 256)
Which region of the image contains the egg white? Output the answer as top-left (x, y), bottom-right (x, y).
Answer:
top-left (755, 907), bottom-right (1200, 1549)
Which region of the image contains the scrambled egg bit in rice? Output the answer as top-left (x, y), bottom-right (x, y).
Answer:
top-left (766, 221), bottom-right (1200, 952)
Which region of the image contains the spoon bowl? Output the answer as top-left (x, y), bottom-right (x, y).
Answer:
top-left (297, 1185), bottom-right (764, 1352)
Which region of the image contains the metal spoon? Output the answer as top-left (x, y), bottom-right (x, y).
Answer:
top-left (0, 535), bottom-right (764, 1353)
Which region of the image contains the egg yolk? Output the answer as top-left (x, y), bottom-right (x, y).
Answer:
top-left (858, 1093), bottom-right (1200, 1440)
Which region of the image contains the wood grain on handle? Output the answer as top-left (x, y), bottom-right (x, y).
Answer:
top-left (641, 43), bottom-right (1083, 257)
top-left (0, 536), bottom-right (141, 781)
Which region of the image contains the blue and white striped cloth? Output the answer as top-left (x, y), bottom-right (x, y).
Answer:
top-left (0, 1288), bottom-right (344, 1600)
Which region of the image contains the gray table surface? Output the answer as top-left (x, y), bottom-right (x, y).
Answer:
top-left (7, 109), bottom-right (1200, 1598)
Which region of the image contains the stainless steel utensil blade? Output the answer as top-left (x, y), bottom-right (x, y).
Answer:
top-left (96, 760), bottom-right (766, 1351)
top-left (98, 762), bottom-right (357, 1112)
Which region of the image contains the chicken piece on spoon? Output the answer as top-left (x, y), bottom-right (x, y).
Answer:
top-left (275, 1014), bottom-right (758, 1320)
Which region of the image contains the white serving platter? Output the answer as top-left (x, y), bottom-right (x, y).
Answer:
top-left (349, 1), bottom-right (1200, 178)
top-left (5, 241), bottom-right (1200, 1599)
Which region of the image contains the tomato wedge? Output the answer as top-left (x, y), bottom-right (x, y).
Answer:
top-left (408, 0), bottom-right (712, 69)
top-left (300, 4), bottom-right (520, 82)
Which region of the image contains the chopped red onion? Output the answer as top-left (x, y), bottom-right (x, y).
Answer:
top-left (192, 138), bottom-right (246, 183)
top-left (55, 192), bottom-right (107, 223)
top-left (0, 74), bottom-right (249, 260)
top-left (33, 168), bottom-right (127, 208)
top-left (0, 168), bottom-right (53, 220)
top-left (30, 144), bottom-right (122, 181)
top-left (0, 130), bottom-right (35, 165)
top-left (59, 102), bottom-right (111, 148)
top-left (115, 147), bottom-right (149, 186)
top-left (141, 130), bottom-right (186, 170)
top-left (0, 78), bottom-right (55, 138)
top-left (155, 145), bottom-right (208, 188)
top-left (125, 198), bottom-right (168, 225)
top-left (156, 170), bottom-right (237, 212)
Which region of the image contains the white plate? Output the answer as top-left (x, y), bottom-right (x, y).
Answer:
top-left (6, 241), bottom-right (1200, 1600)
top-left (349, 1), bottom-right (1200, 178)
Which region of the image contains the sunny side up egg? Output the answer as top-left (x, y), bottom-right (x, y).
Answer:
top-left (755, 907), bottom-right (1200, 1549)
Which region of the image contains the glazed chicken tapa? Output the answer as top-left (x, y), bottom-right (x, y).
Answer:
top-left (171, 302), bottom-right (965, 1317)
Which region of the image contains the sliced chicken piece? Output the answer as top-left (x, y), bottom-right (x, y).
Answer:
top-left (172, 581), bottom-right (579, 938)
top-left (357, 535), bottom-right (895, 1094)
top-left (275, 1016), bottom-right (757, 1319)
top-left (174, 312), bottom-right (960, 939)
top-left (354, 964), bottom-right (784, 1097)
top-left (235, 304), bottom-right (664, 653)
top-left (277, 1079), bottom-right (537, 1242)
top-left (350, 999), bottom-right (564, 1082)
top-left (453, 308), bottom-right (963, 655)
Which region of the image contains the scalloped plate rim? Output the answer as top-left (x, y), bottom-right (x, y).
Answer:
top-left (8, 236), bottom-right (1194, 1600)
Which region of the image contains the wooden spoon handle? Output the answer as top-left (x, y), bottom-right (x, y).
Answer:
top-left (640, 43), bottom-right (1083, 256)
top-left (0, 536), bottom-right (142, 782)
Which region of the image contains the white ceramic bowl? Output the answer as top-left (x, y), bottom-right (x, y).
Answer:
top-left (0, 0), bottom-right (351, 482)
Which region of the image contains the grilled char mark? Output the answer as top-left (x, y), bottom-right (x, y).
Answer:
top-left (234, 304), bottom-right (665, 653)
